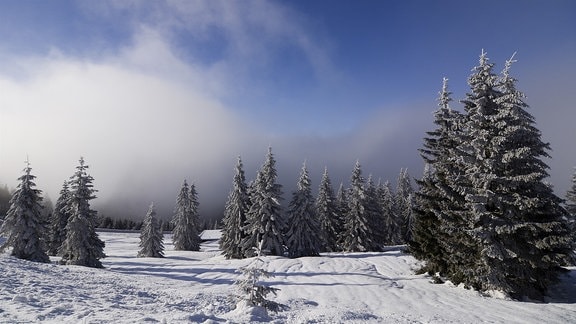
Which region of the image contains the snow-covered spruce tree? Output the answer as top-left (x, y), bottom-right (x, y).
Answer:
top-left (566, 167), bottom-right (576, 218)
top-left (241, 147), bottom-right (286, 257)
top-left (455, 52), bottom-right (574, 299)
top-left (172, 180), bottom-right (201, 251)
top-left (335, 182), bottom-right (348, 248)
top-left (234, 241), bottom-right (281, 312)
top-left (341, 161), bottom-right (375, 252)
top-left (285, 162), bottom-right (322, 258)
top-left (138, 203), bottom-right (164, 258)
top-left (410, 165), bottom-right (448, 277)
top-left (365, 175), bottom-right (385, 250)
top-left (395, 168), bottom-right (414, 243)
top-left (0, 161), bottom-right (49, 263)
top-left (59, 157), bottom-right (106, 268)
top-left (47, 181), bottom-right (72, 256)
top-left (315, 167), bottom-right (341, 252)
top-left (410, 77), bottom-right (463, 276)
top-left (376, 180), bottom-right (398, 246)
top-left (220, 156), bottom-right (251, 259)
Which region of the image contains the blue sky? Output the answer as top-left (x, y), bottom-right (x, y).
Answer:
top-left (0, 0), bottom-right (575, 218)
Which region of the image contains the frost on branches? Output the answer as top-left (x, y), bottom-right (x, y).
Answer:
top-left (220, 157), bottom-right (251, 259)
top-left (47, 181), bottom-right (72, 256)
top-left (395, 168), bottom-right (414, 243)
top-left (315, 167), bottom-right (342, 252)
top-left (0, 161), bottom-right (49, 263)
top-left (234, 241), bottom-right (281, 312)
top-left (566, 167), bottom-right (576, 219)
top-left (341, 161), bottom-right (374, 252)
top-left (59, 157), bottom-right (106, 268)
top-left (410, 77), bottom-right (463, 277)
top-left (285, 162), bottom-right (322, 258)
top-left (138, 203), bottom-right (164, 258)
top-left (241, 147), bottom-right (286, 257)
top-left (411, 52), bottom-right (575, 300)
top-left (172, 180), bottom-right (201, 251)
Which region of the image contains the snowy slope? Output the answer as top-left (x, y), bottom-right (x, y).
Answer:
top-left (1, 231), bottom-right (575, 323)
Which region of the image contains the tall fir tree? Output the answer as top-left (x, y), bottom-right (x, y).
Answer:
top-left (460, 53), bottom-right (574, 299)
top-left (285, 162), bottom-right (322, 258)
top-left (395, 168), bottom-right (414, 243)
top-left (138, 203), bottom-right (164, 258)
top-left (335, 182), bottom-right (348, 248)
top-left (566, 167), bottom-right (576, 218)
top-left (220, 156), bottom-right (251, 259)
top-left (315, 167), bottom-right (341, 252)
top-left (0, 161), bottom-right (49, 263)
top-left (376, 180), bottom-right (397, 246)
top-left (172, 180), bottom-right (201, 251)
top-left (365, 175), bottom-right (384, 250)
top-left (415, 52), bottom-right (576, 299)
top-left (410, 77), bottom-right (462, 275)
top-left (59, 157), bottom-right (106, 268)
top-left (341, 161), bottom-right (374, 252)
top-left (47, 181), bottom-right (72, 256)
top-left (242, 147), bottom-right (286, 257)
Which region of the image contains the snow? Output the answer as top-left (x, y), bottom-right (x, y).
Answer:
top-left (200, 230), bottom-right (222, 241)
top-left (1, 231), bottom-right (575, 323)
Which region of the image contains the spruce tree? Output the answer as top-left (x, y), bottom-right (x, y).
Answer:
top-left (365, 175), bottom-right (384, 250)
top-left (466, 53), bottom-right (574, 299)
top-left (172, 180), bottom-right (201, 251)
top-left (427, 52), bottom-right (576, 299)
top-left (242, 147), bottom-right (286, 257)
top-left (220, 156), bottom-right (251, 259)
top-left (395, 168), bottom-right (414, 243)
top-left (410, 77), bottom-right (463, 275)
top-left (335, 182), bottom-right (348, 249)
top-left (0, 161), bottom-right (49, 263)
top-left (59, 157), bottom-right (106, 268)
top-left (566, 167), bottom-right (576, 218)
top-left (47, 181), bottom-right (72, 256)
top-left (285, 162), bottom-right (321, 258)
top-left (234, 241), bottom-right (281, 311)
top-left (315, 167), bottom-right (341, 252)
top-left (341, 161), bottom-right (374, 252)
top-left (138, 203), bottom-right (164, 258)
top-left (376, 180), bottom-right (397, 246)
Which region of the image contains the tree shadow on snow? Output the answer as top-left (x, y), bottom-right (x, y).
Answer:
top-left (109, 261), bottom-right (237, 286)
top-left (546, 267), bottom-right (576, 304)
top-left (268, 270), bottom-right (414, 288)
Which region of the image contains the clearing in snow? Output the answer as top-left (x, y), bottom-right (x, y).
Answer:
top-left (1, 231), bottom-right (575, 323)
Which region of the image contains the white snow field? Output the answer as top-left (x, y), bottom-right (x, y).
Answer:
top-left (1, 231), bottom-right (576, 323)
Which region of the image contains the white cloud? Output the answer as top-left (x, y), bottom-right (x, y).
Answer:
top-left (0, 36), bottom-right (425, 219)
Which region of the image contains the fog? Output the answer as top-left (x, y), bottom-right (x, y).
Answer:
top-left (0, 37), bottom-right (429, 221)
top-left (0, 2), bottom-right (574, 222)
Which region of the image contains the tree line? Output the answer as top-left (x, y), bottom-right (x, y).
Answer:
top-left (219, 149), bottom-right (415, 259)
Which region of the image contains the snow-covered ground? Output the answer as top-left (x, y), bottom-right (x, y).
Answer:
top-left (1, 231), bottom-right (575, 323)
